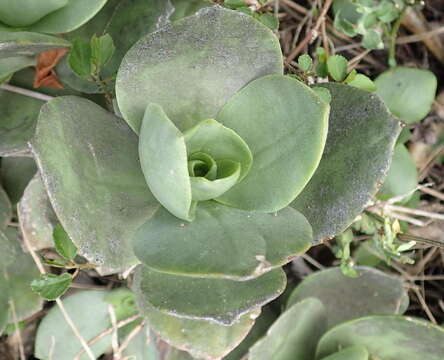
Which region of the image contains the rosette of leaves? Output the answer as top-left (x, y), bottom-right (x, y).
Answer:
top-left (32, 6), bottom-right (400, 358)
top-left (222, 267), bottom-right (444, 360)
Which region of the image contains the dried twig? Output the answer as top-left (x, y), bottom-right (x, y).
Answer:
top-left (0, 83), bottom-right (54, 101)
top-left (18, 214), bottom-right (96, 360)
top-left (286, 0), bottom-right (334, 62)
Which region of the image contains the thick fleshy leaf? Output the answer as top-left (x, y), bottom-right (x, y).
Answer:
top-left (0, 271), bottom-right (9, 334)
top-left (0, 185), bottom-right (11, 230)
top-left (165, 348), bottom-right (195, 360)
top-left (140, 305), bottom-right (259, 360)
top-left (184, 118), bottom-right (253, 181)
top-left (133, 202), bottom-right (312, 279)
top-left (1, 157), bottom-right (37, 205)
top-left (216, 75), bottom-right (329, 212)
top-left (190, 162), bottom-right (240, 201)
top-left (287, 267), bottom-right (409, 329)
top-left (0, 0), bottom-right (68, 27)
top-left (26, 0), bottom-right (108, 34)
top-left (139, 103), bottom-right (192, 221)
top-left (18, 175), bottom-right (57, 251)
top-left (63, 0), bottom-right (171, 77)
top-left (35, 290), bottom-right (113, 360)
top-left (116, 6), bottom-right (283, 133)
top-left (319, 346), bottom-right (369, 360)
top-left (170, 0), bottom-right (211, 21)
top-left (291, 83), bottom-right (400, 242)
top-left (134, 265), bottom-right (286, 325)
top-left (2, 227), bottom-right (43, 322)
top-left (224, 306), bottom-right (277, 360)
top-left (0, 32), bottom-right (70, 58)
top-left (316, 316), bottom-right (444, 360)
top-left (0, 56), bottom-right (35, 81)
top-left (0, 90), bottom-right (43, 156)
top-left (375, 67), bottom-right (437, 124)
top-left (249, 298), bottom-right (327, 360)
top-left (31, 96), bottom-right (158, 271)
top-left (378, 144), bottom-right (417, 201)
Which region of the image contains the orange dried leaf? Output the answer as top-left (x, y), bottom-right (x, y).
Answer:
top-left (33, 48), bottom-right (68, 89)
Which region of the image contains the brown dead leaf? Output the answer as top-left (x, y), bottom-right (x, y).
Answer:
top-left (33, 47), bottom-right (68, 89)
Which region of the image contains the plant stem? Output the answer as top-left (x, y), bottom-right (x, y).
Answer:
top-left (0, 83), bottom-right (54, 101)
top-left (388, 7), bottom-right (407, 67)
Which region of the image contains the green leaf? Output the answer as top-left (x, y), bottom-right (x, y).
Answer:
top-left (0, 271), bottom-right (9, 335)
top-left (103, 287), bottom-right (138, 322)
top-left (0, 0), bottom-right (68, 27)
top-left (18, 175), bottom-right (58, 251)
top-left (170, 0), bottom-right (211, 21)
top-left (31, 273), bottom-right (72, 301)
top-left (133, 201), bottom-right (312, 279)
top-left (68, 39), bottom-right (92, 79)
top-left (249, 298), bottom-right (327, 360)
top-left (121, 324), bottom-right (161, 360)
top-left (316, 316), bottom-right (444, 360)
top-left (216, 75), bottom-right (329, 212)
top-left (0, 32), bottom-right (70, 59)
top-left (362, 29), bottom-right (384, 50)
top-left (0, 89), bottom-right (43, 156)
top-left (347, 73), bottom-right (376, 92)
top-left (31, 96), bottom-right (159, 271)
top-left (53, 224), bottom-right (77, 260)
top-left (257, 13), bottom-right (279, 30)
top-left (1, 227), bottom-right (43, 322)
top-left (378, 144), bottom-right (417, 201)
top-left (298, 54), bottom-right (313, 72)
top-left (319, 346), bottom-right (369, 360)
top-left (291, 83), bottom-right (400, 242)
top-left (139, 103), bottom-right (192, 221)
top-left (134, 265), bottom-right (286, 325)
top-left (140, 305), bottom-right (259, 360)
top-left (90, 33), bottom-right (115, 70)
top-left (312, 87), bottom-right (332, 104)
top-left (35, 290), bottom-right (114, 360)
top-left (224, 307), bottom-right (277, 360)
top-left (287, 267), bottom-right (409, 329)
top-left (327, 55), bottom-right (348, 81)
top-left (184, 118), bottom-right (253, 182)
top-left (375, 66), bottom-right (437, 124)
top-left (0, 56), bottom-right (35, 83)
top-left (116, 6), bottom-right (283, 133)
top-left (190, 160), bottom-right (240, 201)
top-left (316, 62), bottom-right (329, 77)
top-left (64, 0), bottom-right (172, 78)
top-left (225, 0), bottom-right (247, 8)
top-left (26, 0), bottom-right (108, 34)
top-left (1, 157), bottom-right (37, 206)
top-left (0, 185), bottom-right (11, 230)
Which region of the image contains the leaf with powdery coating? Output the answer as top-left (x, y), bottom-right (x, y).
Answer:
top-left (31, 96), bottom-right (159, 271)
top-left (291, 83), bottom-right (400, 242)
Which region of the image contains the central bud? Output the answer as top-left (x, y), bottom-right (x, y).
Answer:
top-left (139, 103), bottom-right (253, 221)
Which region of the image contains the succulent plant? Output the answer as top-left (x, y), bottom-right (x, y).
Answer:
top-left (244, 267), bottom-right (444, 360)
top-left (26, 4), bottom-right (401, 359)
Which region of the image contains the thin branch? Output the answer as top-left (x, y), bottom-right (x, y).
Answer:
top-left (286, 0), bottom-right (333, 62)
top-left (9, 299), bottom-right (26, 360)
top-left (18, 213), bottom-right (96, 360)
top-left (74, 314), bottom-right (142, 360)
top-left (115, 320), bottom-right (146, 359)
top-left (386, 204), bottom-right (444, 221)
top-left (108, 305), bottom-right (120, 359)
top-left (419, 185), bottom-right (444, 202)
top-left (0, 83), bottom-right (54, 102)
